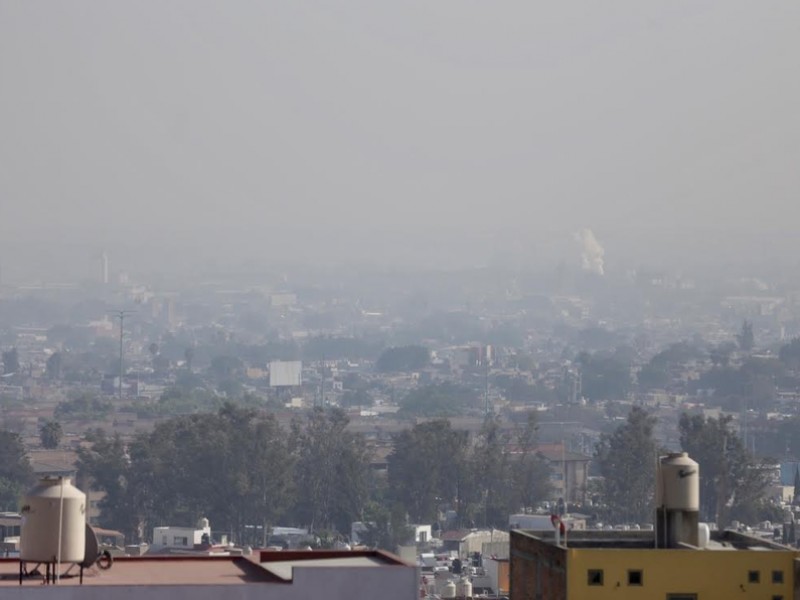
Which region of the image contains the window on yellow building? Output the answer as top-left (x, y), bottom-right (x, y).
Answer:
top-left (772, 570), bottom-right (784, 584)
top-left (666, 594), bottom-right (697, 600)
top-left (587, 569), bottom-right (603, 586)
top-left (748, 570), bottom-right (760, 584)
top-left (772, 595), bottom-right (783, 600)
top-left (628, 570), bottom-right (643, 586)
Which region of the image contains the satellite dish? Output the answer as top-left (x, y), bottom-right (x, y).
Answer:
top-left (81, 524), bottom-right (99, 568)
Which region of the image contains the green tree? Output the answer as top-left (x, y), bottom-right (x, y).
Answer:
top-left (679, 413), bottom-right (771, 527)
top-left (577, 352), bottom-right (632, 401)
top-left (638, 342), bottom-right (706, 392)
top-left (469, 416), bottom-right (516, 527)
top-left (737, 320), bottom-right (755, 352)
top-left (387, 420), bottom-right (471, 523)
top-left (376, 346), bottom-right (430, 373)
top-left (46, 352), bottom-right (63, 380)
top-left (594, 406), bottom-right (657, 524)
top-left (242, 411), bottom-right (295, 545)
top-left (55, 394), bottom-right (113, 420)
top-left (77, 430), bottom-right (139, 537)
top-left (293, 407), bottom-right (369, 534)
top-left (80, 405), bottom-right (296, 543)
top-left (397, 383), bottom-right (479, 418)
top-left (359, 501), bottom-right (414, 551)
top-left (184, 347), bottom-right (195, 371)
top-left (469, 415), bottom-right (553, 527)
top-left (510, 413), bottom-right (553, 511)
top-left (209, 355), bottom-right (243, 382)
top-left (0, 429), bottom-right (33, 510)
top-left (39, 420), bottom-right (63, 449)
top-left (340, 389), bottom-right (373, 408)
top-left (780, 338), bottom-right (800, 372)
top-left (2, 347), bottom-right (20, 376)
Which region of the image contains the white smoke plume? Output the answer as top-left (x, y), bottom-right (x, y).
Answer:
top-left (575, 228), bottom-right (605, 275)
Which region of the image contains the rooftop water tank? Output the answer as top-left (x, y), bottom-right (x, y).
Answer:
top-left (20, 477), bottom-right (86, 564)
top-left (457, 577), bottom-right (473, 598)
top-left (442, 580), bottom-right (457, 599)
top-left (698, 523), bottom-right (711, 549)
top-left (659, 453), bottom-right (699, 511)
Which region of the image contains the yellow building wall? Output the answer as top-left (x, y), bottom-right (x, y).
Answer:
top-left (567, 547), bottom-right (795, 599)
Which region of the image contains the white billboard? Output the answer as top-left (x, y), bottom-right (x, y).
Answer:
top-left (269, 360), bottom-right (302, 387)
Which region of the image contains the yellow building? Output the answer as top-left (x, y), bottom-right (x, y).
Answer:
top-left (511, 528), bottom-right (797, 600)
top-left (511, 453), bottom-right (799, 600)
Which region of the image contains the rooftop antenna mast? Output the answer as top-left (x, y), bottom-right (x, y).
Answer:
top-left (110, 310), bottom-right (136, 399)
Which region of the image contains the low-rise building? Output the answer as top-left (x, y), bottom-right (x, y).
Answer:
top-left (2, 549), bottom-right (416, 600)
top-left (510, 528), bottom-right (797, 600)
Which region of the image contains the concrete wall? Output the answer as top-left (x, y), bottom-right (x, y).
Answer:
top-left (567, 546), bottom-right (796, 599)
top-left (463, 530), bottom-right (509, 556)
top-left (511, 529), bottom-right (800, 600)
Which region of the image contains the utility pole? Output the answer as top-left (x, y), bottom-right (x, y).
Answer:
top-left (320, 354), bottom-right (326, 408)
top-left (484, 361), bottom-right (490, 415)
top-left (110, 310), bottom-right (136, 399)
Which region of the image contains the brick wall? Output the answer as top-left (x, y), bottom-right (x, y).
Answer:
top-left (510, 531), bottom-right (567, 600)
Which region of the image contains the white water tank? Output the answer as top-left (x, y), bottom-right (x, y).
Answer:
top-left (20, 477), bottom-right (86, 564)
top-left (442, 580), bottom-right (457, 599)
top-left (457, 577), bottom-right (473, 598)
top-left (698, 523), bottom-right (710, 549)
top-left (659, 453), bottom-right (699, 511)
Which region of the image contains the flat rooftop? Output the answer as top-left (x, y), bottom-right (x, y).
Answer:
top-left (0, 550), bottom-right (410, 587)
top-left (0, 556), bottom-right (275, 586)
top-left (513, 529), bottom-right (795, 551)
top-left (258, 550), bottom-right (403, 581)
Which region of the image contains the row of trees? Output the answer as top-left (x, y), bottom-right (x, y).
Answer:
top-left (387, 415), bottom-right (552, 528)
top-left (567, 329), bottom-right (800, 407)
top-left (0, 429), bottom-right (33, 511)
top-left (595, 406), bottom-right (780, 527)
top-left (77, 407), bottom-right (553, 547)
top-left (77, 406), bottom-right (360, 545)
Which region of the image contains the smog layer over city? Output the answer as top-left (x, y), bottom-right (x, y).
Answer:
top-left (1, 3), bottom-right (800, 597)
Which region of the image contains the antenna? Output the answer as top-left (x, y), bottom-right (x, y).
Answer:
top-left (109, 310), bottom-right (136, 399)
top-left (320, 354), bottom-right (326, 408)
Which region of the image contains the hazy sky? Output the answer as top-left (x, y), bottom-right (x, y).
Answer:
top-left (1, 2), bottom-right (799, 273)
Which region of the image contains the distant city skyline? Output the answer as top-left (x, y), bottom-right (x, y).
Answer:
top-left (2, 1), bottom-right (799, 278)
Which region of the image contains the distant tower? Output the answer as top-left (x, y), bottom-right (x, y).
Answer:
top-left (565, 367), bottom-right (582, 404)
top-left (100, 252), bottom-right (109, 285)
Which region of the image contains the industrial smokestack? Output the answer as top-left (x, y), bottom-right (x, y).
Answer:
top-left (575, 228), bottom-right (605, 275)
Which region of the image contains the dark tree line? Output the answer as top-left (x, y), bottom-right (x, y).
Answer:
top-left (388, 415), bottom-right (552, 528)
top-left (594, 407), bottom-right (778, 527)
top-left (0, 429), bottom-right (33, 511)
top-left (78, 407), bottom-right (554, 548)
top-left (594, 406), bottom-right (657, 524)
top-left (78, 405), bottom-right (358, 544)
top-left (678, 413), bottom-right (776, 526)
